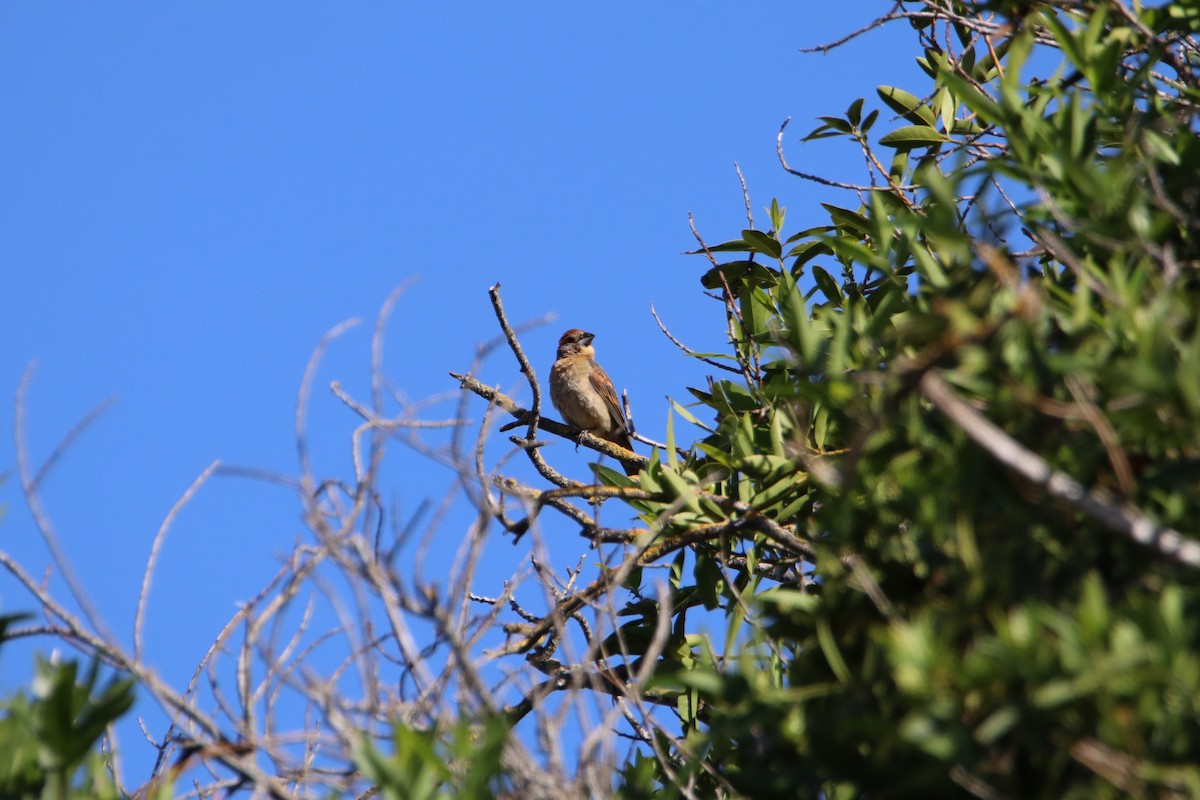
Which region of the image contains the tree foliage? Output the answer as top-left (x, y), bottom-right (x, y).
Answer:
top-left (620, 1), bottom-right (1200, 796)
top-left (0, 615), bottom-right (141, 800)
top-left (2, 1), bottom-right (1198, 798)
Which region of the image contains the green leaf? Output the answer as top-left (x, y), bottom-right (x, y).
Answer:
top-left (910, 240), bottom-right (949, 287)
top-left (742, 229), bottom-right (783, 260)
top-left (665, 404), bottom-right (678, 470)
top-left (812, 266), bottom-right (843, 306)
top-left (686, 238), bottom-right (763, 255)
top-left (948, 118), bottom-right (985, 135)
top-left (784, 224), bottom-right (837, 244)
top-left (820, 204), bottom-right (871, 236)
top-left (804, 116), bottom-right (854, 140)
top-left (817, 618), bottom-right (851, 684)
top-left (786, 239), bottom-right (835, 266)
top-left (876, 85), bottom-right (937, 127)
top-left (889, 148), bottom-right (910, 182)
top-left (937, 69), bottom-right (1006, 127)
top-left (861, 108), bottom-right (879, 133)
top-left (700, 260), bottom-right (777, 291)
top-left (767, 198), bottom-right (786, 233)
top-left (668, 398), bottom-right (711, 433)
top-left (975, 705), bottom-right (1020, 744)
top-left (878, 125), bottom-right (950, 150)
top-left (846, 98), bottom-right (864, 127)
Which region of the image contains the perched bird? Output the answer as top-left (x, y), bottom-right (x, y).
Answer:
top-left (549, 328), bottom-right (639, 476)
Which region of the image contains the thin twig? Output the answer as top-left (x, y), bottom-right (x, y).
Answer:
top-left (14, 362), bottom-right (116, 643)
top-left (777, 117), bottom-right (917, 192)
top-left (800, 4), bottom-right (904, 53)
top-left (1064, 375), bottom-right (1135, 498)
top-left (135, 460), bottom-right (222, 661)
top-left (29, 392), bottom-right (118, 493)
top-left (734, 162), bottom-right (754, 229)
top-left (297, 318), bottom-right (361, 503)
top-left (649, 303), bottom-right (740, 374)
top-left (488, 283), bottom-right (544, 443)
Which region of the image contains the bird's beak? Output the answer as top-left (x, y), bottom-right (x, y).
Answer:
top-left (581, 332), bottom-right (595, 345)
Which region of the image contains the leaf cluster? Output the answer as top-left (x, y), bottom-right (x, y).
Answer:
top-left (0, 614), bottom-right (142, 800)
top-left (605, 2), bottom-right (1200, 797)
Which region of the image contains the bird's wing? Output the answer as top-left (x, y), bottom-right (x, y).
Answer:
top-left (588, 361), bottom-right (628, 432)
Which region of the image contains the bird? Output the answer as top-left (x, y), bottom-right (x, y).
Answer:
top-left (549, 328), bottom-right (640, 476)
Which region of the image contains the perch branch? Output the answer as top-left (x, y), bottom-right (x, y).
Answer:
top-left (449, 372), bottom-right (647, 472)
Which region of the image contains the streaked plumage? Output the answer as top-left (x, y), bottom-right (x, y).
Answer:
top-left (549, 328), bottom-right (638, 475)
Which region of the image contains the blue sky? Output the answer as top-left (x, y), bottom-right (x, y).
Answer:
top-left (0, 2), bottom-right (918, 783)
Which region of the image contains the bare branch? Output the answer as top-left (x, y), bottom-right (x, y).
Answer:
top-left (489, 283), bottom-right (545, 445)
top-left (649, 302), bottom-right (741, 374)
top-left (297, 318), bottom-right (362, 500)
top-left (777, 117), bottom-right (916, 193)
top-left (14, 362), bottom-right (116, 644)
top-left (450, 371), bottom-right (647, 472)
top-left (799, 3), bottom-right (905, 54)
top-left (135, 459), bottom-right (222, 661)
top-left (920, 371), bottom-right (1200, 569)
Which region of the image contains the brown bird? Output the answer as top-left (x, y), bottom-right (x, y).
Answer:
top-left (549, 328), bottom-right (639, 476)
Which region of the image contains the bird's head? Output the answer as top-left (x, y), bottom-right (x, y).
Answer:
top-left (556, 328), bottom-right (596, 358)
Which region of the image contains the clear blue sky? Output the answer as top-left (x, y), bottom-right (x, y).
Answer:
top-left (0, 2), bottom-right (916, 783)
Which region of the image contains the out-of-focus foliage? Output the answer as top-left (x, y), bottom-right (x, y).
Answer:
top-left (603, 1), bottom-right (1200, 797)
top-left (356, 715), bottom-right (511, 800)
top-left (0, 614), bottom-right (145, 800)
